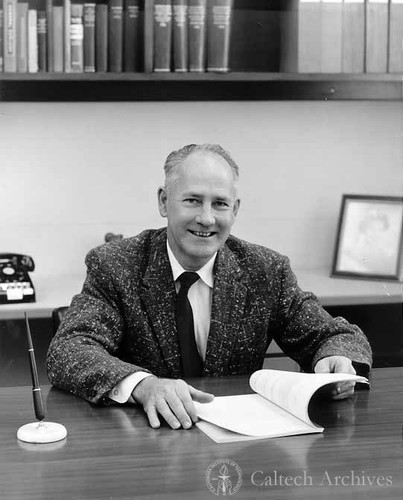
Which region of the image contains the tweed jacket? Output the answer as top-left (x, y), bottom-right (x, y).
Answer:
top-left (46, 229), bottom-right (372, 404)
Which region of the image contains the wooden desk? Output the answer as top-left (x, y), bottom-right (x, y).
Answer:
top-left (0, 368), bottom-right (402, 499)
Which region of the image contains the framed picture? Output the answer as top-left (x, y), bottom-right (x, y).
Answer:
top-left (332, 195), bottom-right (403, 281)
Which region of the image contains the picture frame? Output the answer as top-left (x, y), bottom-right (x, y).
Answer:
top-left (331, 195), bottom-right (403, 281)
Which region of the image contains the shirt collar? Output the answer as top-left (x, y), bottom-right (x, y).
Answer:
top-left (166, 241), bottom-right (215, 289)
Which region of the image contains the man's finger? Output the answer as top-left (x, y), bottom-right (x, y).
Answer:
top-left (145, 404), bottom-right (161, 429)
top-left (331, 381), bottom-right (356, 400)
top-left (166, 393), bottom-right (193, 429)
top-left (188, 385), bottom-right (215, 403)
top-left (175, 385), bottom-right (199, 423)
top-left (155, 398), bottom-right (181, 430)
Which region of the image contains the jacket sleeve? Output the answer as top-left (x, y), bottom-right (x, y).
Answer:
top-left (272, 256), bottom-right (372, 375)
top-left (46, 247), bottom-right (150, 404)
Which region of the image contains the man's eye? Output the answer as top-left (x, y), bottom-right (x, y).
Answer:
top-left (215, 201), bottom-right (229, 209)
top-left (184, 198), bottom-right (198, 204)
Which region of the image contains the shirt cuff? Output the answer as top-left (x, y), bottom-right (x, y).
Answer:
top-left (108, 372), bottom-right (154, 404)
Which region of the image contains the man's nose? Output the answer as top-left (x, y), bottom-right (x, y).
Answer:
top-left (195, 204), bottom-right (215, 226)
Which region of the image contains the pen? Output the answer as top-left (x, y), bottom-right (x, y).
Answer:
top-left (24, 312), bottom-right (46, 422)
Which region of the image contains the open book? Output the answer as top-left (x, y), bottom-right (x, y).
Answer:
top-left (195, 369), bottom-right (368, 443)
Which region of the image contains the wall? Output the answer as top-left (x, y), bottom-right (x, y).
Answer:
top-left (1, 101), bottom-right (402, 282)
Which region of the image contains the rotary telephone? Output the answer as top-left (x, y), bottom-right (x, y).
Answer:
top-left (0, 253), bottom-right (36, 304)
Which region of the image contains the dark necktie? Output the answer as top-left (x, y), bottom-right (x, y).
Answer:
top-left (176, 272), bottom-right (203, 377)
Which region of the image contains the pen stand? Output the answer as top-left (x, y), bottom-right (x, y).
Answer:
top-left (17, 421), bottom-right (67, 444)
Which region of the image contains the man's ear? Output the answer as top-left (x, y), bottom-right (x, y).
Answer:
top-left (233, 198), bottom-right (241, 217)
top-left (157, 186), bottom-right (168, 217)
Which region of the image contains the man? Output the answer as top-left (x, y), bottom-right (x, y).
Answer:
top-left (47, 143), bottom-right (372, 431)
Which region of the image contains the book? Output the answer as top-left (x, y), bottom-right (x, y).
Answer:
top-left (84, 2), bottom-right (96, 72)
top-left (0, 8), bottom-right (3, 72)
top-left (388, 0), bottom-right (403, 73)
top-left (173, 0), bottom-right (188, 72)
top-left (109, 0), bottom-right (123, 72)
top-left (153, 0), bottom-right (172, 72)
top-left (365, 0), bottom-right (389, 73)
top-left (27, 9), bottom-right (38, 72)
top-left (320, 0), bottom-right (342, 73)
top-left (280, 0), bottom-right (322, 73)
top-left (207, 0), bottom-right (233, 73)
top-left (46, 0), bottom-right (53, 71)
top-left (95, 1), bottom-right (108, 72)
top-left (37, 10), bottom-right (47, 71)
top-left (17, 1), bottom-right (28, 73)
top-left (124, 0), bottom-right (141, 72)
top-left (144, 0), bottom-right (154, 72)
top-left (64, 0), bottom-right (71, 72)
top-left (188, 0), bottom-right (206, 72)
top-left (70, 3), bottom-right (84, 72)
top-left (195, 369), bottom-right (368, 443)
top-left (3, 0), bottom-right (18, 72)
top-left (53, 5), bottom-right (64, 72)
top-left (342, 0), bottom-right (365, 73)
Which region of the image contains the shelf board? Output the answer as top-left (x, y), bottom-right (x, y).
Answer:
top-left (0, 73), bottom-right (402, 101)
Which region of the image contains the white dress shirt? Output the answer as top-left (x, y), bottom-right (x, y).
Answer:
top-left (108, 242), bottom-right (215, 403)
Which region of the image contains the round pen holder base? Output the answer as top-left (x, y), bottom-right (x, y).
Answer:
top-left (17, 422), bottom-right (67, 444)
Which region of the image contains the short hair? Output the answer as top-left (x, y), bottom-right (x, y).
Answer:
top-left (163, 144), bottom-right (239, 190)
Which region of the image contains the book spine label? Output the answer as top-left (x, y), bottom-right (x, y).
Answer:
top-left (109, 0), bottom-right (123, 72)
top-left (173, 0), bottom-right (188, 72)
top-left (124, 0), bottom-right (140, 72)
top-left (70, 4), bottom-right (84, 72)
top-left (4, 0), bottom-right (17, 72)
top-left (0, 9), bottom-right (3, 71)
top-left (207, 0), bottom-right (232, 72)
top-left (28, 9), bottom-right (38, 73)
top-left (64, 0), bottom-right (71, 72)
top-left (188, 0), bottom-right (206, 72)
top-left (17, 2), bottom-right (28, 73)
top-left (84, 3), bottom-right (96, 72)
top-left (96, 4), bottom-right (108, 72)
top-left (154, 0), bottom-right (172, 72)
top-left (388, 0), bottom-right (403, 73)
top-left (53, 6), bottom-right (64, 72)
top-left (37, 10), bottom-right (47, 71)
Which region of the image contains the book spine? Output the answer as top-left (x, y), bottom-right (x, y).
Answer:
top-left (173, 0), bottom-right (188, 72)
top-left (64, 0), bottom-right (71, 72)
top-left (207, 0), bottom-right (233, 72)
top-left (70, 3), bottom-right (84, 72)
top-left (188, 0), bottom-right (206, 72)
top-left (95, 3), bottom-right (108, 72)
top-left (17, 2), bottom-right (28, 73)
top-left (298, 0), bottom-right (322, 73)
top-left (365, 0), bottom-right (389, 73)
top-left (4, 0), bottom-right (17, 72)
top-left (388, 0), bottom-right (403, 73)
top-left (320, 0), bottom-right (342, 73)
top-left (53, 6), bottom-right (64, 72)
top-left (28, 9), bottom-right (38, 72)
top-left (144, 0), bottom-right (154, 72)
top-left (109, 0), bottom-right (123, 72)
top-left (46, 0), bottom-right (53, 71)
top-left (153, 0), bottom-right (172, 72)
top-left (84, 2), bottom-right (95, 72)
top-left (0, 9), bottom-right (3, 72)
top-left (124, 0), bottom-right (140, 72)
top-left (342, 0), bottom-right (365, 73)
top-left (37, 10), bottom-right (47, 71)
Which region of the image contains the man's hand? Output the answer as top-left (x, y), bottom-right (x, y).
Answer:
top-left (132, 376), bottom-right (214, 430)
top-left (314, 355), bottom-right (356, 400)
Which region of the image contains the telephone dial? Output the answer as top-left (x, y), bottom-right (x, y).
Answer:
top-left (0, 253), bottom-right (36, 304)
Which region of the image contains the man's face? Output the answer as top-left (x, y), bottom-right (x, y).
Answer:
top-left (158, 151), bottom-right (240, 270)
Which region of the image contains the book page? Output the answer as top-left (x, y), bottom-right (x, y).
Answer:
top-left (195, 393), bottom-right (323, 439)
top-left (250, 369), bottom-right (368, 426)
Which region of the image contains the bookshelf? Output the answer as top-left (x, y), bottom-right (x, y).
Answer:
top-left (1, 0), bottom-right (402, 102)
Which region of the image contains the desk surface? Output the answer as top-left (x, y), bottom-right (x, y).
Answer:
top-left (1, 270), bottom-right (402, 319)
top-left (0, 367), bottom-right (402, 500)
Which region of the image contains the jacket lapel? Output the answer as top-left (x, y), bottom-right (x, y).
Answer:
top-left (139, 232), bottom-right (182, 377)
top-left (204, 245), bottom-right (248, 376)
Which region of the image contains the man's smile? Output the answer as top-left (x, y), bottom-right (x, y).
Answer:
top-left (189, 230), bottom-right (216, 238)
